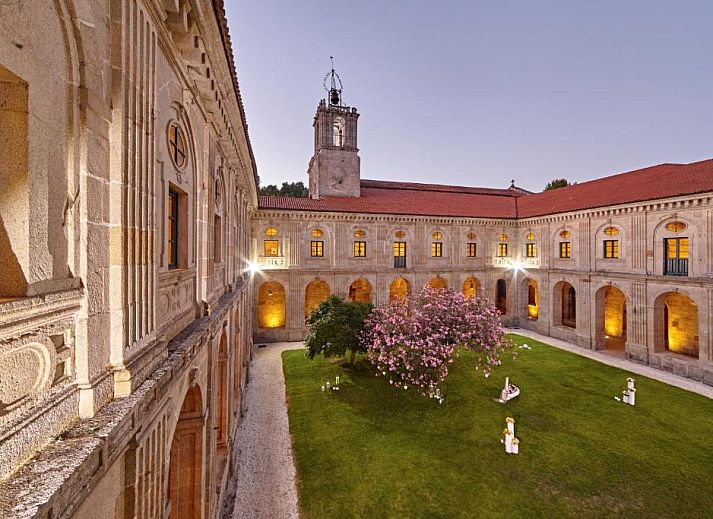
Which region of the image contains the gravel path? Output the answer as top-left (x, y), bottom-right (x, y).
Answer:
top-left (231, 342), bottom-right (304, 519)
top-left (507, 328), bottom-right (713, 399)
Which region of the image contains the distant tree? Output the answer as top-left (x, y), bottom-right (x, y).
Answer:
top-left (259, 181), bottom-right (309, 197)
top-left (544, 179), bottom-right (572, 191)
top-left (305, 296), bottom-right (373, 365)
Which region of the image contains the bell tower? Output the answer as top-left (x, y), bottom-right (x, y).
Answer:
top-left (308, 59), bottom-right (361, 198)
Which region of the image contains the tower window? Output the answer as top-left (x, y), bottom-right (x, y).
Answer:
top-left (333, 118), bottom-right (344, 147)
top-left (354, 241), bottom-right (366, 257)
top-left (466, 243), bottom-right (477, 257)
top-left (311, 241), bottom-right (324, 257)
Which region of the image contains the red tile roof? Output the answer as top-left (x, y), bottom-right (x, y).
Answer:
top-left (258, 159), bottom-right (713, 218)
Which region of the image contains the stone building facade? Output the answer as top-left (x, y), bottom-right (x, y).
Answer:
top-left (0, 1), bottom-right (256, 517)
top-left (254, 94), bottom-right (713, 388)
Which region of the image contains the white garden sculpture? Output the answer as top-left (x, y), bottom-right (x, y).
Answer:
top-left (501, 417), bottom-right (520, 454)
top-left (496, 377), bottom-right (520, 403)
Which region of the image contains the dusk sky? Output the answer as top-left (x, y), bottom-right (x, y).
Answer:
top-left (225, 1), bottom-right (713, 192)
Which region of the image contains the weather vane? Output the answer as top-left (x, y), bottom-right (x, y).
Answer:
top-left (323, 56), bottom-right (343, 106)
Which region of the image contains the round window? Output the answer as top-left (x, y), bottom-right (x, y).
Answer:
top-left (665, 221), bottom-right (687, 233)
top-left (467, 232), bottom-right (477, 241)
top-left (395, 230), bottom-right (406, 239)
top-left (311, 228), bottom-right (324, 238)
top-left (354, 229), bottom-right (366, 238)
top-left (168, 122), bottom-right (187, 169)
top-left (603, 226), bottom-right (619, 236)
top-left (432, 231), bottom-right (442, 241)
top-left (498, 233), bottom-right (508, 242)
top-left (526, 232), bottom-right (535, 241)
top-left (265, 227), bottom-right (278, 237)
top-left (559, 230), bottom-right (571, 239)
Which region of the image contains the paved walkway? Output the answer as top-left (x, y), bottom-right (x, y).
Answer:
top-left (231, 342), bottom-right (303, 519)
top-left (506, 328), bottom-right (713, 400)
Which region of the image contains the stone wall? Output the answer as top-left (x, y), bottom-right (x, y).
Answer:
top-left (252, 194), bottom-right (713, 385)
top-left (0, 1), bottom-right (258, 517)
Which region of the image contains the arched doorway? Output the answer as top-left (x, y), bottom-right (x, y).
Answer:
top-left (595, 286), bottom-right (627, 351)
top-left (654, 292), bottom-right (699, 358)
top-left (305, 279), bottom-right (331, 318)
top-left (167, 385), bottom-right (204, 519)
top-left (348, 278), bottom-right (372, 303)
top-left (258, 281), bottom-right (286, 328)
top-left (389, 277), bottom-right (410, 303)
top-left (463, 277), bottom-right (479, 299)
top-left (524, 279), bottom-right (538, 319)
top-left (427, 276), bottom-right (447, 290)
top-left (553, 281), bottom-right (576, 328)
top-left (495, 279), bottom-right (507, 314)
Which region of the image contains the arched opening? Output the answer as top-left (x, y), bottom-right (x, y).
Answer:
top-left (258, 282), bottom-right (286, 328)
top-left (348, 278), bottom-right (372, 303)
top-left (463, 277), bottom-right (479, 299)
top-left (217, 333), bottom-right (228, 445)
top-left (305, 279), bottom-right (331, 319)
top-left (167, 385), bottom-right (204, 519)
top-left (595, 286), bottom-right (627, 351)
top-left (389, 277), bottom-right (410, 303)
top-left (0, 65), bottom-right (29, 297)
top-left (216, 332), bottom-right (229, 484)
top-left (233, 309), bottom-right (241, 393)
top-left (525, 279), bottom-right (538, 319)
top-left (427, 276), bottom-right (447, 290)
top-left (553, 282), bottom-right (576, 328)
top-left (654, 292), bottom-right (699, 358)
top-left (495, 279), bottom-right (507, 314)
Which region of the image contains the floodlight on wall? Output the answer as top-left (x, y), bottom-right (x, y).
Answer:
top-left (247, 261), bottom-right (260, 275)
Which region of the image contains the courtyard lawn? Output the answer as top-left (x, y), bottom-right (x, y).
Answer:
top-left (282, 334), bottom-right (713, 519)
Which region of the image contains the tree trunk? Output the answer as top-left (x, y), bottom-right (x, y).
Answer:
top-left (350, 349), bottom-right (356, 365)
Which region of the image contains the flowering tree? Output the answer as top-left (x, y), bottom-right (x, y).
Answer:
top-left (362, 287), bottom-right (512, 400)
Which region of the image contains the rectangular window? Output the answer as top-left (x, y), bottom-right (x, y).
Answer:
top-left (526, 242), bottom-right (536, 258)
top-left (168, 189), bottom-right (179, 269)
top-left (264, 239), bottom-right (279, 257)
top-left (310, 240), bottom-right (324, 257)
top-left (559, 242), bottom-right (571, 258)
top-left (497, 243), bottom-right (508, 257)
top-left (603, 239), bottom-right (619, 259)
top-left (393, 242), bottom-right (406, 268)
top-left (466, 242), bottom-right (476, 257)
top-left (353, 241), bottom-right (366, 257)
top-left (431, 242), bottom-right (442, 257)
top-left (664, 237), bottom-right (689, 276)
top-left (214, 215), bottom-right (222, 262)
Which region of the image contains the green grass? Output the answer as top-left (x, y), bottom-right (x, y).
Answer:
top-left (282, 335), bottom-right (713, 518)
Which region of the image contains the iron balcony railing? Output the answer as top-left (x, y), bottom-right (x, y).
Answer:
top-left (664, 258), bottom-right (688, 276)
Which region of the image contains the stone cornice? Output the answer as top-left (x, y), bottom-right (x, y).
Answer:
top-left (255, 191), bottom-right (713, 226)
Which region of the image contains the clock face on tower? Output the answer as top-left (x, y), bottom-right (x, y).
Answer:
top-left (330, 175), bottom-right (346, 192)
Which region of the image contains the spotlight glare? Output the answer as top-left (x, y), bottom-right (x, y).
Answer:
top-left (511, 260), bottom-right (523, 272)
top-left (247, 261), bottom-right (260, 275)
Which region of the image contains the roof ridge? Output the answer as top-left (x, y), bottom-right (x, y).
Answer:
top-left (360, 178), bottom-right (519, 196)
